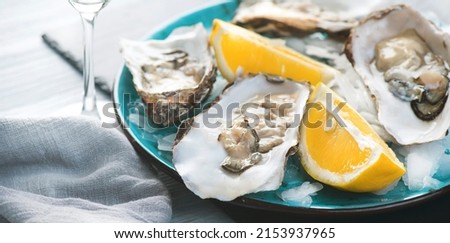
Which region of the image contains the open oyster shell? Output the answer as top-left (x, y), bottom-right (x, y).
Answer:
top-left (233, 0), bottom-right (363, 36)
top-left (345, 5), bottom-right (450, 145)
top-left (172, 75), bottom-right (310, 201)
top-left (121, 24), bottom-right (216, 126)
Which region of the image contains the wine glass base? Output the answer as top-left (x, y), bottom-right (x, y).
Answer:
top-left (50, 101), bottom-right (111, 122)
top-left (81, 107), bottom-right (100, 119)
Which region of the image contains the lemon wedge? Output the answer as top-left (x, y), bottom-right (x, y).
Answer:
top-left (299, 84), bottom-right (405, 192)
top-left (209, 19), bottom-right (336, 84)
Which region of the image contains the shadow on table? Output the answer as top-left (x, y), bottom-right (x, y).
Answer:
top-left (216, 192), bottom-right (450, 223)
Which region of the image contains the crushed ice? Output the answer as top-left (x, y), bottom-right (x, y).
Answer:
top-left (401, 137), bottom-right (447, 191)
top-left (279, 181), bottom-right (323, 207)
top-left (157, 133), bottom-right (177, 151)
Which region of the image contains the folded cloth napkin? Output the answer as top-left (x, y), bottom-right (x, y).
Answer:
top-left (0, 116), bottom-right (171, 223)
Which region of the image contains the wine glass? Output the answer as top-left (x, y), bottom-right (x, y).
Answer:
top-left (68, 0), bottom-right (110, 117)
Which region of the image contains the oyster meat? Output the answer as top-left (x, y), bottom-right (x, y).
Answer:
top-left (121, 24), bottom-right (216, 126)
top-left (233, 0), bottom-right (364, 36)
top-left (172, 75), bottom-right (310, 201)
top-left (345, 5), bottom-right (450, 145)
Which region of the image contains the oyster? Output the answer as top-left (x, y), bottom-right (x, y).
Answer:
top-left (345, 5), bottom-right (450, 145)
top-left (172, 75), bottom-right (310, 201)
top-left (120, 24), bottom-right (216, 126)
top-left (233, 0), bottom-right (363, 36)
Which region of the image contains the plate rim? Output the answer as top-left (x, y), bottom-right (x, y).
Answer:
top-left (112, 0), bottom-right (450, 216)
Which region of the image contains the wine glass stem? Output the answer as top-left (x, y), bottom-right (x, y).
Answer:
top-left (80, 13), bottom-right (98, 116)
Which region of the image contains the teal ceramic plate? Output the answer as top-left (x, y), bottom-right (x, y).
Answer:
top-left (113, 0), bottom-right (450, 214)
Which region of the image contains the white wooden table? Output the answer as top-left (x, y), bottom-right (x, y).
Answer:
top-left (2, 0), bottom-right (450, 223)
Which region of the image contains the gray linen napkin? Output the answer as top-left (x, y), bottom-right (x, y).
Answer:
top-left (0, 116), bottom-right (171, 223)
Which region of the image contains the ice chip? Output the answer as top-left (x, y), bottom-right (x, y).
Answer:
top-left (436, 154), bottom-right (450, 179)
top-left (436, 135), bottom-right (450, 179)
top-left (158, 133), bottom-right (177, 151)
top-left (402, 140), bottom-right (445, 191)
top-left (279, 181), bottom-right (323, 207)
